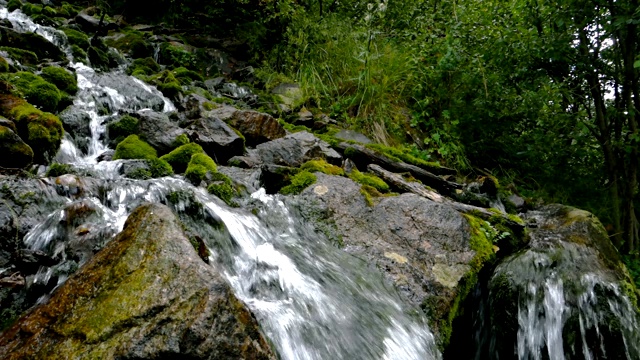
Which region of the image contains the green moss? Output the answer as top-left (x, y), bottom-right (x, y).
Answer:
top-left (41, 66), bottom-right (77, 94)
top-left (348, 169), bottom-right (389, 193)
top-left (113, 135), bottom-right (157, 160)
top-left (0, 47), bottom-right (38, 65)
top-left (202, 101), bottom-right (215, 111)
top-left (21, 2), bottom-right (41, 15)
top-left (105, 31), bottom-right (152, 59)
top-left (126, 57), bottom-right (160, 76)
top-left (278, 119), bottom-right (311, 133)
top-left (158, 81), bottom-right (182, 99)
top-left (185, 153), bottom-right (217, 184)
top-left (301, 159), bottom-right (344, 176)
top-left (62, 28), bottom-right (90, 50)
top-left (172, 133), bottom-right (190, 148)
top-left (7, 0), bottom-right (22, 12)
top-left (42, 5), bottom-right (57, 17)
top-left (360, 185), bottom-right (375, 206)
top-left (172, 67), bottom-right (204, 84)
top-left (159, 143), bottom-right (204, 173)
top-left (46, 162), bottom-right (75, 177)
top-left (148, 157), bottom-right (173, 177)
top-left (107, 115), bottom-right (139, 144)
top-left (26, 80), bottom-right (61, 112)
top-left (366, 143), bottom-right (441, 171)
top-left (207, 182), bottom-right (235, 206)
top-left (0, 57), bottom-right (8, 73)
top-left (88, 46), bottom-right (111, 70)
top-left (158, 43), bottom-right (196, 68)
top-left (59, 3), bottom-right (79, 18)
top-left (280, 171), bottom-right (317, 195)
top-left (70, 45), bottom-right (87, 61)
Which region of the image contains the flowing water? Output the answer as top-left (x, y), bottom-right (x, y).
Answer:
top-left (0, 6), bottom-right (441, 359)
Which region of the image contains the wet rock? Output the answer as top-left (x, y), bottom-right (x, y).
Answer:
top-left (135, 109), bottom-right (186, 155)
top-left (120, 159), bottom-right (151, 179)
top-left (480, 205), bottom-right (640, 359)
top-left (0, 26), bottom-right (66, 63)
top-left (334, 129), bottom-right (372, 144)
top-left (297, 173), bottom-right (492, 346)
top-left (14, 249), bottom-right (59, 275)
top-left (217, 165), bottom-right (262, 194)
top-left (58, 108), bottom-right (91, 154)
top-left (261, 164), bottom-right (298, 194)
top-left (255, 131), bottom-right (341, 167)
top-left (74, 13), bottom-right (117, 33)
top-left (96, 150), bottom-right (114, 162)
top-left (0, 125), bottom-right (33, 169)
top-left (272, 83), bottom-right (303, 112)
top-left (185, 116), bottom-right (245, 164)
top-left (0, 117), bottom-right (16, 133)
top-left (87, 71), bottom-right (166, 113)
top-left (226, 110), bottom-right (286, 146)
top-left (0, 203), bottom-right (276, 360)
top-left (228, 154), bottom-right (261, 169)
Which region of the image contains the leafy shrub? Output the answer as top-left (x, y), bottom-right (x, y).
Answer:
top-left (159, 142), bottom-right (204, 173)
top-left (113, 135), bottom-right (157, 160)
top-left (280, 171), bottom-right (317, 195)
top-left (41, 66), bottom-right (77, 94)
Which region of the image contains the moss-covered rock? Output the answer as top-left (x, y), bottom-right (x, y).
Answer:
top-left (301, 159), bottom-right (344, 176)
top-left (148, 157), bottom-right (173, 177)
top-left (40, 66), bottom-right (77, 95)
top-left (61, 28), bottom-right (90, 50)
top-left (159, 142), bottom-right (204, 173)
top-left (0, 124), bottom-right (33, 168)
top-left (6, 0), bottom-right (21, 12)
top-left (185, 153), bottom-right (217, 184)
top-left (173, 67), bottom-right (204, 85)
top-left (280, 170), bottom-right (317, 195)
top-left (0, 95), bottom-right (63, 164)
top-left (126, 57), bottom-right (160, 77)
top-left (0, 26), bottom-right (66, 63)
top-left (20, 2), bottom-right (41, 16)
top-left (113, 134), bottom-right (157, 160)
top-left (206, 173), bottom-right (236, 206)
top-left (0, 58), bottom-right (8, 73)
top-left (105, 31), bottom-right (153, 59)
top-left (107, 114), bottom-right (139, 146)
top-left (45, 162), bottom-right (75, 177)
top-left (0, 47), bottom-right (38, 66)
top-left (0, 203), bottom-right (276, 359)
top-left (4, 72), bottom-right (62, 111)
top-left (348, 169), bottom-right (389, 193)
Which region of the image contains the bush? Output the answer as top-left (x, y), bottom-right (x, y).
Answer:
top-left (185, 153), bottom-right (217, 184)
top-left (41, 66), bottom-right (77, 94)
top-left (113, 135), bottom-right (157, 160)
top-left (159, 142), bottom-right (204, 173)
top-left (348, 170), bottom-right (389, 193)
top-left (280, 171), bottom-right (317, 195)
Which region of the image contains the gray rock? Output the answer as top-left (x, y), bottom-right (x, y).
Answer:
top-left (227, 110), bottom-right (286, 146)
top-left (59, 108), bottom-right (91, 154)
top-left (185, 116), bottom-right (245, 164)
top-left (0, 117), bottom-right (16, 133)
top-left (217, 165), bottom-right (262, 194)
top-left (255, 131), bottom-right (341, 167)
top-left (484, 205), bottom-right (640, 359)
top-left (333, 130), bottom-right (372, 144)
top-left (0, 126), bottom-right (33, 169)
top-left (0, 203), bottom-right (276, 359)
top-left (297, 173), bottom-right (485, 345)
top-left (136, 110), bottom-right (186, 155)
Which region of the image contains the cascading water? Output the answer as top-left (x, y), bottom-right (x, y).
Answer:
top-left (0, 5), bottom-right (442, 359)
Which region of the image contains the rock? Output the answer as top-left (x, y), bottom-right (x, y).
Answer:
top-left (58, 108), bottom-right (92, 154)
top-left (120, 159), bottom-right (151, 179)
top-left (96, 150), bottom-right (114, 162)
top-left (227, 110), bottom-right (286, 146)
top-left (14, 249), bottom-right (59, 275)
top-left (0, 26), bottom-right (66, 63)
top-left (185, 116), bottom-right (245, 164)
top-left (297, 173), bottom-right (499, 346)
top-left (217, 165), bottom-right (262, 194)
top-left (334, 129), bottom-right (372, 144)
top-left (294, 108), bottom-right (314, 127)
top-left (255, 131), bottom-right (342, 167)
top-left (136, 109), bottom-right (186, 155)
top-left (85, 71), bottom-right (167, 113)
top-left (260, 164), bottom-right (299, 194)
top-left (272, 83), bottom-right (303, 111)
top-left (0, 117), bottom-right (16, 133)
top-left (74, 13), bottom-right (117, 33)
top-left (228, 154), bottom-right (261, 168)
top-left (0, 203), bottom-right (276, 359)
top-left (180, 93), bottom-right (209, 119)
top-left (0, 126), bottom-right (33, 169)
top-left (506, 193), bottom-right (525, 210)
top-left (477, 205), bottom-right (640, 359)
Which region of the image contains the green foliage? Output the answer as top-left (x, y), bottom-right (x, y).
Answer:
top-left (159, 142), bottom-right (204, 173)
top-left (172, 67), bottom-right (204, 84)
top-left (41, 66), bottom-right (77, 94)
top-left (113, 135), bottom-right (157, 160)
top-left (172, 133), bottom-right (190, 148)
top-left (300, 159), bottom-right (344, 176)
top-left (46, 162), bottom-right (75, 177)
top-left (185, 153), bottom-right (217, 184)
top-left (158, 43), bottom-right (196, 69)
top-left (280, 171), bottom-right (317, 195)
top-left (348, 169), bottom-right (389, 193)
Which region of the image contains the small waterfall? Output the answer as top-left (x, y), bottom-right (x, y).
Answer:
top-left (0, 5), bottom-right (442, 359)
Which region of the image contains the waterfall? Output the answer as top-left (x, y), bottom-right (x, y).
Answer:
top-left (0, 6), bottom-right (441, 359)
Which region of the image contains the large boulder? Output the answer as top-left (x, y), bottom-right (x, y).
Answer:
top-left (135, 109), bottom-right (186, 155)
top-left (297, 173), bottom-right (496, 346)
top-left (208, 105), bottom-right (285, 146)
top-left (58, 108), bottom-right (92, 154)
top-left (185, 116), bottom-right (245, 164)
top-left (253, 131), bottom-right (341, 167)
top-left (0, 203), bottom-right (276, 360)
top-left (476, 205), bottom-right (640, 360)
top-left (0, 26), bottom-right (66, 63)
top-left (0, 125), bottom-right (33, 169)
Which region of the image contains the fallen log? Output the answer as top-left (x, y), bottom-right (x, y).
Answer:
top-left (368, 164), bottom-right (524, 231)
top-left (339, 143), bottom-right (462, 194)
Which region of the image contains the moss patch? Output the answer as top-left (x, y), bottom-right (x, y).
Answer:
top-left (366, 143), bottom-right (441, 171)
top-left (185, 153), bottom-right (217, 184)
top-left (41, 66), bottom-right (77, 94)
top-left (301, 159), bottom-right (344, 176)
top-left (107, 114), bottom-right (139, 145)
top-left (159, 143), bottom-right (204, 173)
top-left (113, 135), bottom-right (157, 160)
top-left (0, 47), bottom-right (38, 65)
top-left (280, 171), bottom-right (317, 195)
top-left (348, 169), bottom-right (389, 193)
